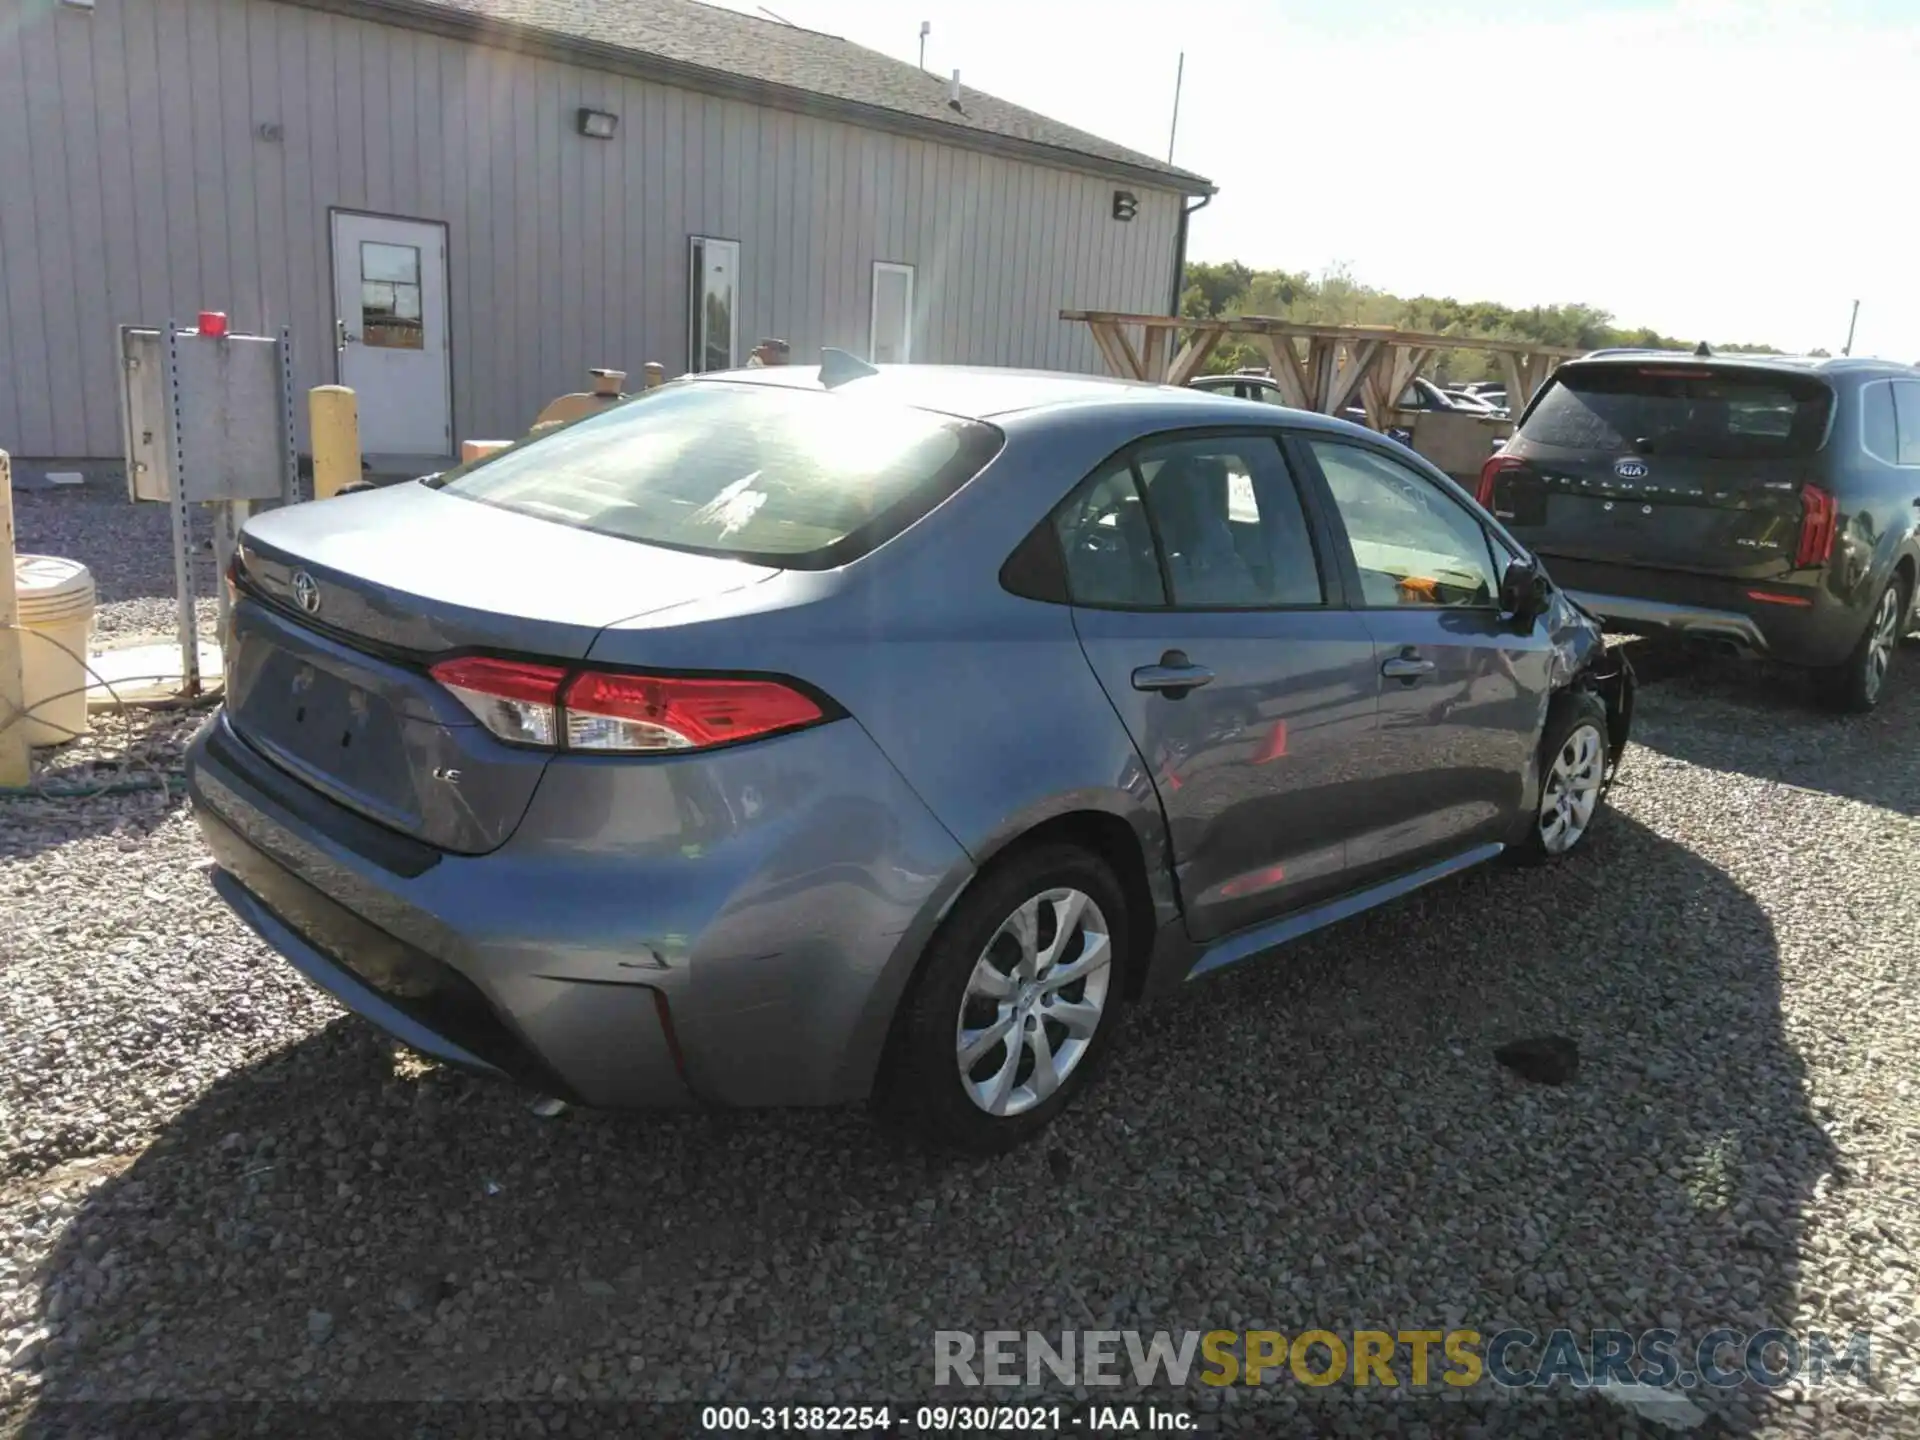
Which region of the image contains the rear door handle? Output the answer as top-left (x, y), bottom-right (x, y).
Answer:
top-left (1381, 653), bottom-right (1436, 681)
top-left (1132, 650), bottom-right (1215, 696)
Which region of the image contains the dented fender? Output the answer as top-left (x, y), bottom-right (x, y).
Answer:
top-left (1550, 591), bottom-right (1636, 782)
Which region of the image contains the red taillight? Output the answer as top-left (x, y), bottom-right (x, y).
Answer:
top-left (1478, 454), bottom-right (1524, 508)
top-left (430, 656), bottom-right (567, 747)
top-left (1747, 590), bottom-right (1814, 607)
top-left (562, 671), bottom-right (823, 752)
top-left (1795, 484), bottom-right (1837, 569)
top-left (430, 656), bottom-right (826, 754)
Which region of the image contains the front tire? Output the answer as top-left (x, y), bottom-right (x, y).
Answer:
top-left (878, 844), bottom-right (1131, 1154)
top-left (1513, 690), bottom-right (1611, 866)
top-left (1816, 573), bottom-right (1907, 714)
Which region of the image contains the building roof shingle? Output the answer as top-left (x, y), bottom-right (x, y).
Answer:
top-left (332, 0), bottom-right (1213, 193)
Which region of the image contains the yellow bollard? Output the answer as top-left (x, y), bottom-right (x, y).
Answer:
top-left (309, 385), bottom-right (361, 500)
top-left (0, 451), bottom-right (30, 785)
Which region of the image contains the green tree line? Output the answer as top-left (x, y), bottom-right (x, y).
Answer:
top-left (1180, 261), bottom-right (1812, 382)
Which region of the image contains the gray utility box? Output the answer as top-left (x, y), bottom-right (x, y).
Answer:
top-left (119, 325), bottom-right (293, 504)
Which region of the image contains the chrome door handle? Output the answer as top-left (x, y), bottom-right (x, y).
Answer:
top-left (1132, 651), bottom-right (1214, 695)
top-left (1381, 654), bottom-right (1436, 681)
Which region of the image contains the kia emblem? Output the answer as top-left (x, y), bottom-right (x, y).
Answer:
top-left (291, 569), bottom-right (321, 615)
top-left (1613, 457), bottom-right (1649, 480)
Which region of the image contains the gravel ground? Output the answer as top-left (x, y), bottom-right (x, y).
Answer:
top-left (3, 486), bottom-right (1918, 1437)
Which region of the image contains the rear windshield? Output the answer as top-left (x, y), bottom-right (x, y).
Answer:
top-left (429, 381), bottom-right (1003, 568)
top-left (1517, 367), bottom-right (1833, 459)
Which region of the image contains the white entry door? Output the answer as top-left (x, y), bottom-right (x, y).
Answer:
top-left (871, 262), bottom-right (914, 364)
top-left (332, 211), bottom-right (451, 456)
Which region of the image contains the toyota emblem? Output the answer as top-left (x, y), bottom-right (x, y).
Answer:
top-left (291, 569), bottom-right (321, 615)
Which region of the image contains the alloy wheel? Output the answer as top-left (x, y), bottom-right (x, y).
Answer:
top-left (955, 888), bottom-right (1112, 1117)
top-left (1539, 723), bottom-right (1605, 855)
top-left (1864, 585), bottom-right (1901, 703)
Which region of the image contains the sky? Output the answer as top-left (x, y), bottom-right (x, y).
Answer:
top-left (708, 0), bottom-right (1920, 361)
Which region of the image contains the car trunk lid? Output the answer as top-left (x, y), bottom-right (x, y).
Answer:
top-left (225, 482), bottom-right (776, 853)
top-left (1489, 362), bottom-right (1834, 581)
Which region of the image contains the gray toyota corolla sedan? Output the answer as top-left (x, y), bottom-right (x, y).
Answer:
top-left (187, 360), bottom-right (1634, 1152)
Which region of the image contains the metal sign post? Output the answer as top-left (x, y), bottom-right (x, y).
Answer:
top-left (120, 316), bottom-right (302, 699)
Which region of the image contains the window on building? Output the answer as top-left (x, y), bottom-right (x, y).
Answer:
top-left (871, 263), bottom-right (914, 364)
top-left (360, 242), bottom-right (424, 350)
top-left (688, 237), bottom-right (740, 373)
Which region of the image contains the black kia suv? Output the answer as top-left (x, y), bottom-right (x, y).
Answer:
top-left (1480, 352), bottom-right (1920, 712)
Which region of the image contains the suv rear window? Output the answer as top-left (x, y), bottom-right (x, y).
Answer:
top-left (1517, 366), bottom-right (1833, 459)
top-left (430, 381), bottom-right (1003, 568)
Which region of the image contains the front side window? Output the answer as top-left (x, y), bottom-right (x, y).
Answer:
top-left (432, 381), bottom-right (1001, 567)
top-left (1306, 439), bottom-right (1498, 607)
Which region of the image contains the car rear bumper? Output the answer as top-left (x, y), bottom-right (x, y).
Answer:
top-left (187, 709), bottom-right (973, 1109)
top-left (1550, 558), bottom-right (1861, 667)
top-left (1564, 590), bottom-right (1772, 652)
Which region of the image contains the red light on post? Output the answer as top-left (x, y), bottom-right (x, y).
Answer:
top-left (196, 311), bottom-right (229, 339)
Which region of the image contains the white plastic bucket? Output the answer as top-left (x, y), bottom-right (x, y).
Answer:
top-left (12, 554), bottom-right (96, 746)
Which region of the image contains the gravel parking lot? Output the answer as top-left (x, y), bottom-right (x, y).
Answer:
top-left (3, 485), bottom-right (1917, 1438)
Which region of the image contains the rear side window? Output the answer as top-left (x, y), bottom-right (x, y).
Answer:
top-left (1055, 462), bottom-right (1165, 606)
top-left (1135, 436), bottom-right (1323, 607)
top-left (430, 382), bottom-right (1002, 568)
top-left (1052, 435), bottom-right (1326, 609)
top-left (1517, 367), bottom-right (1833, 459)
top-left (1864, 382), bottom-right (1900, 463)
top-left (1894, 382), bottom-right (1920, 466)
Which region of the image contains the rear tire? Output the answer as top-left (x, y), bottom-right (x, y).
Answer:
top-left (1816, 572), bottom-right (1907, 714)
top-left (877, 844), bottom-right (1131, 1155)
top-left (1512, 690), bottom-right (1611, 866)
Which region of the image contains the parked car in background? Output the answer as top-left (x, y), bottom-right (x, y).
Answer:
top-left (1187, 371), bottom-right (1291, 406)
top-left (1188, 373), bottom-right (1417, 446)
top-left (1481, 353), bottom-right (1920, 712)
top-left (189, 363), bottom-right (1632, 1152)
top-left (1449, 382), bottom-right (1510, 413)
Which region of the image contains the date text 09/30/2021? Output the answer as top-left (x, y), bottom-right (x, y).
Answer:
top-left (698, 1404), bottom-right (1199, 1432)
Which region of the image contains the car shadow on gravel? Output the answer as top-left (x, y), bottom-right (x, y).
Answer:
top-left (21, 812), bottom-right (1839, 1436)
top-left (1623, 638), bottom-right (1920, 817)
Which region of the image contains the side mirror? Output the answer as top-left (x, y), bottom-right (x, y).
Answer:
top-left (1500, 555), bottom-right (1553, 626)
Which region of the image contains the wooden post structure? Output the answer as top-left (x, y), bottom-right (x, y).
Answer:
top-left (1061, 311), bottom-right (1582, 418)
top-left (309, 385), bottom-right (361, 499)
top-left (0, 451), bottom-right (30, 785)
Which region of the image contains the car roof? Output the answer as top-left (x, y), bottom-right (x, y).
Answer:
top-left (1567, 351), bottom-right (1918, 379)
top-left (694, 362), bottom-right (1367, 433)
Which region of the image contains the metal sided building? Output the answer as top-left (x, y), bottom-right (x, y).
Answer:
top-left (0, 0), bottom-right (1214, 464)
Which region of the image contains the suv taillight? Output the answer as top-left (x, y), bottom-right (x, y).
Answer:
top-left (1795, 484), bottom-right (1838, 569)
top-left (430, 655), bottom-right (829, 754)
top-left (1478, 454), bottom-right (1525, 509)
